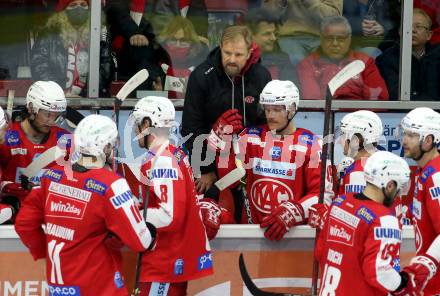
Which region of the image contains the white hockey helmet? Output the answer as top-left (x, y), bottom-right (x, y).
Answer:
top-left (340, 110), bottom-right (383, 144)
top-left (0, 106), bottom-right (7, 129)
top-left (260, 80), bottom-right (300, 111)
top-left (132, 96), bottom-right (175, 128)
top-left (364, 151), bottom-right (410, 191)
top-left (74, 115), bottom-right (118, 157)
top-left (399, 107), bottom-right (440, 145)
top-left (26, 81), bottom-right (67, 113)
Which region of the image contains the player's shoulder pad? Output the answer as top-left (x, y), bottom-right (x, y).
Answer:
top-left (5, 129), bottom-right (21, 146)
top-left (355, 205), bottom-right (377, 225)
top-left (83, 177), bottom-right (109, 196)
top-left (296, 128), bottom-right (318, 146)
top-left (150, 156), bottom-right (179, 180)
top-left (42, 168), bottom-right (64, 183)
top-left (373, 214), bottom-right (401, 241)
top-left (428, 171), bottom-right (440, 200)
top-left (109, 178), bottom-right (134, 209)
top-left (420, 165), bottom-right (436, 184)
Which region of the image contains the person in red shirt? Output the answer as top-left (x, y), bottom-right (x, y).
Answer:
top-left (316, 151), bottom-right (416, 295)
top-left (0, 81), bottom-right (70, 224)
top-left (297, 15), bottom-right (389, 100)
top-left (204, 80), bottom-right (334, 241)
top-left (399, 107), bottom-right (440, 294)
top-left (15, 114), bottom-right (156, 296)
top-left (131, 96), bottom-right (212, 296)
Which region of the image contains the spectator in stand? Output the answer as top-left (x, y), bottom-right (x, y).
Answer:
top-left (31, 0), bottom-right (113, 97)
top-left (246, 8), bottom-right (298, 84)
top-left (415, 0), bottom-right (440, 44)
top-left (343, 0), bottom-right (396, 58)
top-left (262, 0), bottom-right (343, 66)
top-left (157, 16), bottom-right (209, 99)
top-left (377, 8), bottom-right (440, 101)
top-left (106, 0), bottom-right (164, 90)
top-left (181, 25), bottom-right (271, 195)
top-left (297, 16), bottom-right (389, 100)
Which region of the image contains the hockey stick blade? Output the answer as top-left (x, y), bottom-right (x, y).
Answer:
top-left (215, 167), bottom-right (245, 191)
top-left (21, 146), bottom-right (66, 179)
top-left (116, 69), bottom-right (149, 101)
top-left (65, 106), bottom-right (84, 128)
top-left (239, 253), bottom-right (299, 296)
top-left (328, 60), bottom-right (365, 96)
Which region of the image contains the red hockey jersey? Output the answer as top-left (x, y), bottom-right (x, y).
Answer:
top-left (15, 164), bottom-right (153, 296)
top-left (339, 157), bottom-right (407, 226)
top-left (139, 144), bottom-right (213, 282)
top-left (317, 193), bottom-right (402, 295)
top-left (0, 121), bottom-right (69, 185)
top-left (412, 155), bottom-right (440, 294)
top-left (218, 125), bottom-right (333, 224)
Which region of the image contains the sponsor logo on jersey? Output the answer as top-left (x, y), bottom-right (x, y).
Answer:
top-left (10, 148), bottom-right (27, 155)
top-left (420, 166), bottom-right (435, 184)
top-left (298, 133), bottom-right (314, 145)
top-left (429, 186), bottom-right (440, 201)
top-left (5, 130), bottom-right (20, 146)
top-left (174, 258), bottom-right (184, 275)
top-left (270, 146), bottom-right (282, 159)
top-left (46, 193), bottom-right (87, 219)
top-left (332, 195), bottom-right (347, 206)
top-left (48, 285), bottom-right (80, 296)
top-left (173, 149), bottom-right (185, 165)
top-left (151, 168), bottom-right (178, 180)
top-left (250, 178), bottom-right (293, 214)
top-left (252, 158), bottom-right (296, 180)
top-left (49, 182), bottom-right (91, 202)
top-left (412, 198), bottom-right (422, 220)
top-left (246, 127), bottom-right (262, 136)
top-left (344, 184), bottom-right (365, 194)
top-left (113, 271), bottom-right (124, 289)
top-left (84, 178), bottom-right (107, 195)
top-left (355, 206), bottom-right (376, 224)
top-left (342, 163), bottom-right (355, 176)
top-left (393, 258), bottom-right (401, 272)
top-left (329, 206), bottom-right (360, 228)
top-left (46, 223), bottom-right (75, 241)
top-left (198, 252), bottom-right (213, 271)
top-left (43, 169), bottom-right (63, 182)
top-left (374, 227), bottom-right (401, 241)
top-left (110, 190), bottom-right (133, 209)
top-left (150, 282), bottom-right (170, 296)
top-left (327, 218), bottom-right (355, 246)
top-left (327, 249), bottom-right (343, 265)
top-left (56, 132), bottom-right (71, 148)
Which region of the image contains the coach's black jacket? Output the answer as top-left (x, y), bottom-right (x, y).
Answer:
top-left (182, 45), bottom-right (271, 174)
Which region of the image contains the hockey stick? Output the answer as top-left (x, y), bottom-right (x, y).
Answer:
top-left (21, 146), bottom-right (66, 179)
top-left (65, 106), bottom-right (84, 129)
top-left (239, 253), bottom-right (300, 296)
top-left (310, 60), bottom-right (365, 295)
top-left (6, 89), bottom-right (14, 120)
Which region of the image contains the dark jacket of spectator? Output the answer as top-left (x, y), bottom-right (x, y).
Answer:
top-left (297, 50), bottom-right (389, 100)
top-left (182, 45), bottom-right (271, 174)
top-left (376, 43), bottom-right (440, 101)
top-left (261, 48), bottom-right (298, 83)
top-left (31, 12), bottom-right (113, 97)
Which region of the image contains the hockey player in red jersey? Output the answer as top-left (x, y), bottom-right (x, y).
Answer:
top-left (15, 114), bottom-right (156, 296)
top-left (131, 96), bottom-right (213, 296)
top-left (317, 151), bottom-right (416, 296)
top-left (0, 81), bottom-right (70, 224)
top-left (204, 80), bottom-right (333, 241)
top-left (398, 107), bottom-right (440, 294)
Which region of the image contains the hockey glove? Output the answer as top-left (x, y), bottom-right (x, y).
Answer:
top-left (260, 201), bottom-right (305, 241)
top-left (208, 109), bottom-right (243, 150)
top-left (391, 271), bottom-right (418, 296)
top-left (199, 198), bottom-right (222, 240)
top-left (308, 203), bottom-right (329, 230)
top-left (403, 254), bottom-right (438, 292)
top-left (0, 181), bottom-right (30, 201)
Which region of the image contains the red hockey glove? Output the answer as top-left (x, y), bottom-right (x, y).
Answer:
top-left (308, 203), bottom-right (329, 230)
top-left (260, 201), bottom-right (305, 241)
top-left (0, 181), bottom-right (30, 201)
top-left (208, 109), bottom-right (243, 150)
top-left (199, 198), bottom-right (222, 240)
top-left (391, 271), bottom-right (418, 296)
top-left (403, 254), bottom-right (438, 292)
